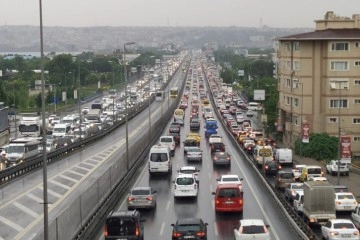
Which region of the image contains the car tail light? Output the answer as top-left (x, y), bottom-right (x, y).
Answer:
top-left (265, 166), bottom-right (269, 170)
top-left (135, 224), bottom-right (139, 236)
top-left (214, 157), bottom-right (218, 160)
top-left (226, 157), bottom-right (230, 160)
top-left (335, 201), bottom-right (341, 205)
top-left (239, 199), bottom-right (243, 205)
top-left (196, 231), bottom-right (205, 237)
top-left (264, 226), bottom-right (268, 233)
top-left (354, 231), bottom-right (359, 236)
top-left (173, 232), bottom-right (182, 237)
top-left (278, 165), bottom-right (282, 170)
top-left (215, 199), bottom-right (220, 204)
top-left (330, 231), bottom-right (339, 236)
top-left (104, 225), bottom-right (108, 236)
top-left (146, 196), bottom-right (153, 201)
top-left (128, 197), bottom-right (135, 201)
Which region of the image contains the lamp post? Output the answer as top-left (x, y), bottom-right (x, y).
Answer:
top-left (39, 0), bottom-right (49, 238)
top-left (148, 56), bottom-right (155, 141)
top-left (296, 82), bottom-right (304, 161)
top-left (108, 61), bottom-right (115, 87)
top-left (64, 71), bottom-right (71, 113)
top-left (337, 86), bottom-right (347, 185)
top-left (124, 42), bottom-right (135, 170)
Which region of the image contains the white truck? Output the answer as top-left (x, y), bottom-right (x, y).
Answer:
top-left (275, 148), bottom-right (293, 165)
top-left (86, 109), bottom-right (101, 123)
top-left (303, 181), bottom-right (336, 225)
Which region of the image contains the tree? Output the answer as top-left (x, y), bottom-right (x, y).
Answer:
top-left (294, 133), bottom-right (338, 160)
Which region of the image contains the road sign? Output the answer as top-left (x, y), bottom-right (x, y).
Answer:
top-left (254, 90), bottom-right (265, 100)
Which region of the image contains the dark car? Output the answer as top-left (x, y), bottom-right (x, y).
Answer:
top-left (190, 117), bottom-right (201, 131)
top-left (212, 151), bottom-right (231, 167)
top-left (54, 137), bottom-right (73, 149)
top-left (169, 132), bottom-right (181, 145)
top-left (210, 142), bottom-right (225, 155)
top-left (264, 161), bottom-right (282, 175)
top-left (171, 218), bottom-right (208, 240)
top-left (104, 210), bottom-right (145, 240)
top-left (169, 122), bottom-right (181, 134)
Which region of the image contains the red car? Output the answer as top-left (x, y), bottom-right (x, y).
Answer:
top-left (212, 184), bottom-right (243, 213)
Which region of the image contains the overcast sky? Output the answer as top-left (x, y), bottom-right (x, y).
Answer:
top-left (1, 0), bottom-right (359, 28)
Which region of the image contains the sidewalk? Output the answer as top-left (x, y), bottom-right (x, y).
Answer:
top-left (276, 141), bottom-right (360, 202)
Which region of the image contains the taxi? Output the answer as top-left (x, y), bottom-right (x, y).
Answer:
top-left (202, 98), bottom-right (210, 107)
top-left (237, 133), bottom-right (249, 145)
top-left (187, 132), bottom-right (201, 145)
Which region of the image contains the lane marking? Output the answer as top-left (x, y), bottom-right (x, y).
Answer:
top-left (48, 179), bottom-right (71, 190)
top-left (0, 215), bottom-right (24, 232)
top-left (59, 174), bottom-right (78, 183)
top-left (214, 221), bottom-right (218, 236)
top-left (166, 200), bottom-right (171, 211)
top-left (26, 193), bottom-right (43, 203)
top-left (38, 186), bottom-right (61, 198)
top-left (159, 221), bottom-right (165, 236)
top-left (68, 170), bottom-right (85, 177)
top-left (73, 166), bottom-right (91, 172)
top-left (13, 201), bottom-right (39, 218)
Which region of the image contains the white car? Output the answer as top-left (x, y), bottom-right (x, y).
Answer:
top-left (209, 134), bottom-right (223, 145)
top-left (185, 147), bottom-right (203, 162)
top-left (178, 166), bottom-right (200, 182)
top-left (292, 164), bottom-right (307, 180)
top-left (293, 192), bottom-right (304, 213)
top-left (173, 174), bottom-right (198, 198)
top-left (326, 160), bottom-right (350, 176)
top-left (217, 174), bottom-right (243, 192)
top-left (309, 176), bottom-right (328, 182)
top-left (335, 192), bottom-right (358, 211)
top-left (246, 110), bottom-right (255, 118)
top-left (321, 219), bottom-right (359, 240)
top-left (236, 114), bottom-right (244, 124)
top-left (159, 135), bottom-right (176, 157)
top-left (234, 219), bottom-right (270, 240)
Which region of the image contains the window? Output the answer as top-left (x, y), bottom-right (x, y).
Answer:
top-left (286, 96), bottom-right (291, 105)
top-left (355, 61), bottom-right (360, 66)
top-left (331, 42), bottom-right (349, 51)
top-left (330, 99), bottom-right (348, 108)
top-left (354, 136), bottom-right (360, 142)
top-left (329, 80), bottom-right (349, 90)
top-left (353, 118), bottom-right (360, 124)
top-left (285, 42), bottom-right (291, 51)
top-left (329, 117), bottom-right (338, 123)
top-left (355, 42), bottom-right (360, 48)
top-left (355, 99), bottom-right (360, 104)
top-left (354, 80), bottom-right (360, 85)
top-left (292, 79), bottom-right (299, 88)
top-left (293, 60), bottom-right (300, 70)
top-left (293, 98), bottom-right (299, 107)
top-left (285, 60), bottom-right (291, 69)
top-left (285, 78), bottom-right (291, 88)
top-left (293, 42), bottom-right (300, 51)
top-left (331, 61), bottom-right (349, 71)
top-left (293, 116), bottom-right (299, 126)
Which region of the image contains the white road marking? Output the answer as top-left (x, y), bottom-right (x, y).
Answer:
top-left (68, 170), bottom-right (85, 177)
top-left (82, 161), bottom-right (97, 167)
top-left (59, 174), bottom-right (78, 183)
top-left (159, 221), bottom-right (165, 236)
top-left (213, 221), bottom-right (218, 236)
top-left (166, 200), bottom-right (171, 211)
top-left (0, 215), bottom-right (24, 232)
top-left (48, 179), bottom-right (71, 190)
top-left (38, 186), bottom-right (61, 198)
top-left (73, 165), bottom-right (91, 172)
top-left (26, 193), bottom-right (43, 203)
top-left (13, 201), bottom-right (39, 218)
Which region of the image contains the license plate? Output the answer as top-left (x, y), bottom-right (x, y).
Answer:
top-left (184, 236), bottom-right (195, 239)
top-left (182, 190), bottom-right (189, 192)
top-left (226, 201), bottom-right (233, 204)
top-left (344, 206), bottom-right (352, 209)
top-left (341, 234), bottom-right (351, 238)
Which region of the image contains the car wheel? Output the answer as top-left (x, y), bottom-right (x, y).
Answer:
top-left (346, 171), bottom-right (349, 176)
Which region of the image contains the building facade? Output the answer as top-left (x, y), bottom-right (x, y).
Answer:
top-left (276, 11), bottom-right (360, 158)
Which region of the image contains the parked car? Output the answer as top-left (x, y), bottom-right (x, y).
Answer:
top-left (104, 210), bottom-right (145, 240)
top-left (326, 160), bottom-right (350, 176)
top-left (171, 218), bottom-right (208, 240)
top-left (321, 219), bottom-right (359, 240)
top-left (234, 219), bottom-right (270, 240)
top-left (127, 187), bottom-right (157, 210)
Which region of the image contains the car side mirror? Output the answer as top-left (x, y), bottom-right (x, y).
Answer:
top-left (205, 223), bottom-right (209, 226)
top-left (172, 181), bottom-right (175, 183)
top-left (240, 178), bottom-right (243, 181)
top-left (212, 192), bottom-right (216, 195)
top-left (265, 224), bottom-right (270, 228)
top-left (153, 190), bottom-right (157, 194)
top-left (197, 170), bottom-right (200, 172)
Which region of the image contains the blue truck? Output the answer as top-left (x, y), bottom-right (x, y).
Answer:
top-left (205, 119), bottom-right (218, 138)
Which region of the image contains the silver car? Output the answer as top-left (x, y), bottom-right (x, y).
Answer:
top-left (127, 187), bottom-right (157, 210)
top-left (186, 147), bottom-right (203, 161)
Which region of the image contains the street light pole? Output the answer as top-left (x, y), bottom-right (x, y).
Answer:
top-left (148, 56), bottom-right (155, 141)
top-left (124, 42), bottom-right (135, 171)
top-left (337, 86), bottom-right (347, 185)
top-left (39, 0), bottom-right (49, 239)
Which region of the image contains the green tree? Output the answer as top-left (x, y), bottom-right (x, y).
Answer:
top-left (294, 133), bottom-right (338, 160)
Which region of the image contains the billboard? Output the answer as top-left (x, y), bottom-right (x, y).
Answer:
top-left (340, 136), bottom-right (351, 161)
top-left (131, 67), bottom-right (137, 73)
top-left (237, 70), bottom-right (244, 76)
top-left (302, 123), bottom-right (310, 143)
top-left (254, 90), bottom-right (265, 101)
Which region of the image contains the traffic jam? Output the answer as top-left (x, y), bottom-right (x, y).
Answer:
top-left (104, 53), bottom-right (359, 240)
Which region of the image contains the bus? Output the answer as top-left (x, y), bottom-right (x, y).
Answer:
top-left (155, 91), bottom-right (165, 101)
top-left (170, 87), bottom-right (179, 98)
top-left (5, 137), bottom-right (41, 167)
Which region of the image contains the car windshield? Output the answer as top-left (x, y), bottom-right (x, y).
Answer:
top-left (150, 153), bottom-right (168, 162)
top-left (132, 189), bottom-right (150, 195)
top-left (177, 224), bottom-right (201, 232)
top-left (292, 184), bottom-right (303, 190)
top-left (106, 217), bottom-right (136, 236)
top-left (187, 148), bottom-right (200, 152)
top-left (337, 194), bottom-right (355, 200)
top-left (280, 173), bottom-right (294, 179)
top-left (181, 169), bottom-right (196, 174)
top-left (218, 189), bottom-right (240, 198)
top-left (222, 177), bottom-right (239, 182)
top-left (308, 168), bottom-right (322, 174)
top-left (8, 145), bottom-right (25, 153)
top-left (242, 225), bottom-right (266, 234)
top-left (333, 223), bottom-right (355, 229)
top-left (176, 177), bottom-right (194, 185)
top-left (161, 138), bottom-right (172, 143)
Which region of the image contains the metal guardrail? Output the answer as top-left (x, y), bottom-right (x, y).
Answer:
top-left (202, 63), bottom-right (315, 240)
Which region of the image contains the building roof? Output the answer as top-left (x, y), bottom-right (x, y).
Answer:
top-left (278, 28), bottom-right (360, 41)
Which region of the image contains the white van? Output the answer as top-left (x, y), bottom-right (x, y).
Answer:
top-left (253, 145), bottom-right (273, 166)
top-left (275, 148), bottom-right (293, 165)
top-left (148, 145), bottom-right (172, 175)
top-left (52, 123), bottom-right (71, 138)
top-left (247, 102), bottom-right (263, 111)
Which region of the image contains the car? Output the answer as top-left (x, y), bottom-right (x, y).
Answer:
top-left (264, 161), bottom-right (282, 176)
top-left (321, 219), bottom-right (359, 240)
top-left (236, 114), bottom-right (244, 124)
top-left (212, 184), bottom-right (243, 213)
top-left (159, 135), bottom-right (176, 157)
top-left (187, 132), bottom-right (201, 145)
top-left (210, 142), bottom-right (225, 154)
top-left (104, 210), bottom-right (145, 240)
top-left (243, 139), bottom-right (256, 153)
top-left (208, 134), bottom-right (222, 145)
top-left (333, 185), bottom-right (350, 193)
top-left (234, 219), bottom-right (270, 240)
top-left (230, 124), bottom-right (241, 136)
top-left (169, 132), bottom-right (181, 145)
top-left (217, 174), bottom-right (243, 192)
top-left (335, 192), bottom-right (358, 211)
top-left (173, 174), bottom-right (198, 198)
top-left (179, 101), bottom-right (188, 110)
top-left (178, 166), bottom-right (200, 182)
top-left (54, 137), bottom-right (73, 149)
top-left (246, 110), bottom-right (254, 117)
top-left (183, 138), bottom-right (199, 153)
top-left (275, 171), bottom-right (295, 190)
top-left (284, 183), bottom-right (304, 201)
top-left (309, 176), bottom-right (328, 182)
top-left (81, 107), bottom-right (90, 115)
top-left (186, 147), bottom-right (203, 162)
top-left (171, 218), bottom-right (208, 240)
top-left (326, 160), bottom-right (350, 176)
top-left (169, 122), bottom-right (181, 134)
top-left (212, 151), bottom-right (231, 167)
top-left (127, 187), bottom-right (157, 210)
top-left (190, 117), bottom-right (201, 131)
top-left (293, 192), bottom-right (304, 213)
top-left (292, 164), bottom-right (307, 181)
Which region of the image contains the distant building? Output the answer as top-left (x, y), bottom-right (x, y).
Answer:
top-left (276, 11), bottom-right (360, 158)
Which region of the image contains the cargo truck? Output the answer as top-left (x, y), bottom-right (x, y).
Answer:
top-left (303, 181), bottom-right (336, 225)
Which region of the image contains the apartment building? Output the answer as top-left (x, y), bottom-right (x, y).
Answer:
top-left (276, 11), bottom-right (360, 158)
